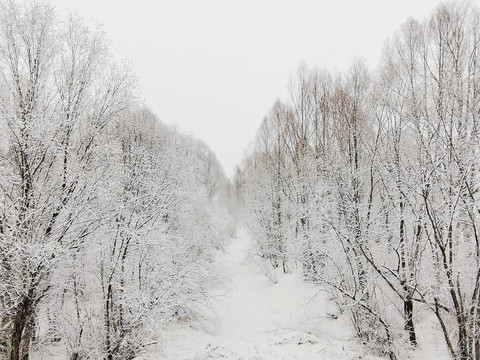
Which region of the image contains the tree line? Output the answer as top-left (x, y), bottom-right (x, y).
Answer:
top-left (0, 2), bottom-right (232, 359)
top-left (236, 3), bottom-right (480, 359)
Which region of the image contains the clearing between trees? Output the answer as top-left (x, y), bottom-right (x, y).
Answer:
top-left (137, 229), bottom-right (446, 360)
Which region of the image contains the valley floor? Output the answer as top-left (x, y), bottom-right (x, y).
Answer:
top-left (137, 229), bottom-right (384, 360)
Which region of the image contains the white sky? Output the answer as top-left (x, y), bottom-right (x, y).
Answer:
top-left (50, 0), bottom-right (475, 178)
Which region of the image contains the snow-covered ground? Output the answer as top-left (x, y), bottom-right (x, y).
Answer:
top-left (136, 229), bottom-right (384, 360)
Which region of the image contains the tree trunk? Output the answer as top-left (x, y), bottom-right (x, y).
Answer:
top-left (404, 296), bottom-right (417, 346)
top-left (10, 294), bottom-right (33, 360)
top-left (105, 282), bottom-right (113, 360)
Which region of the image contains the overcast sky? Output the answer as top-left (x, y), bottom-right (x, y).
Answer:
top-left (50, 0), bottom-right (474, 177)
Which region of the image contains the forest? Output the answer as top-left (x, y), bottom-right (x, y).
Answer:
top-left (236, 2), bottom-right (480, 359)
top-left (0, 2), bottom-right (232, 359)
top-left (0, 1), bottom-right (479, 360)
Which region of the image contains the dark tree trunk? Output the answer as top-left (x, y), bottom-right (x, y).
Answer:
top-left (105, 282), bottom-right (113, 360)
top-left (10, 294), bottom-right (33, 360)
top-left (404, 297), bottom-right (417, 346)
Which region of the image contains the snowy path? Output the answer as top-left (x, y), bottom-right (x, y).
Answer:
top-left (138, 229), bottom-right (380, 360)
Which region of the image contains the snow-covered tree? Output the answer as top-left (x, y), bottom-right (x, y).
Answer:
top-left (238, 3), bottom-right (480, 359)
top-left (0, 2), bottom-right (132, 358)
top-left (0, 3), bottom-right (231, 359)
